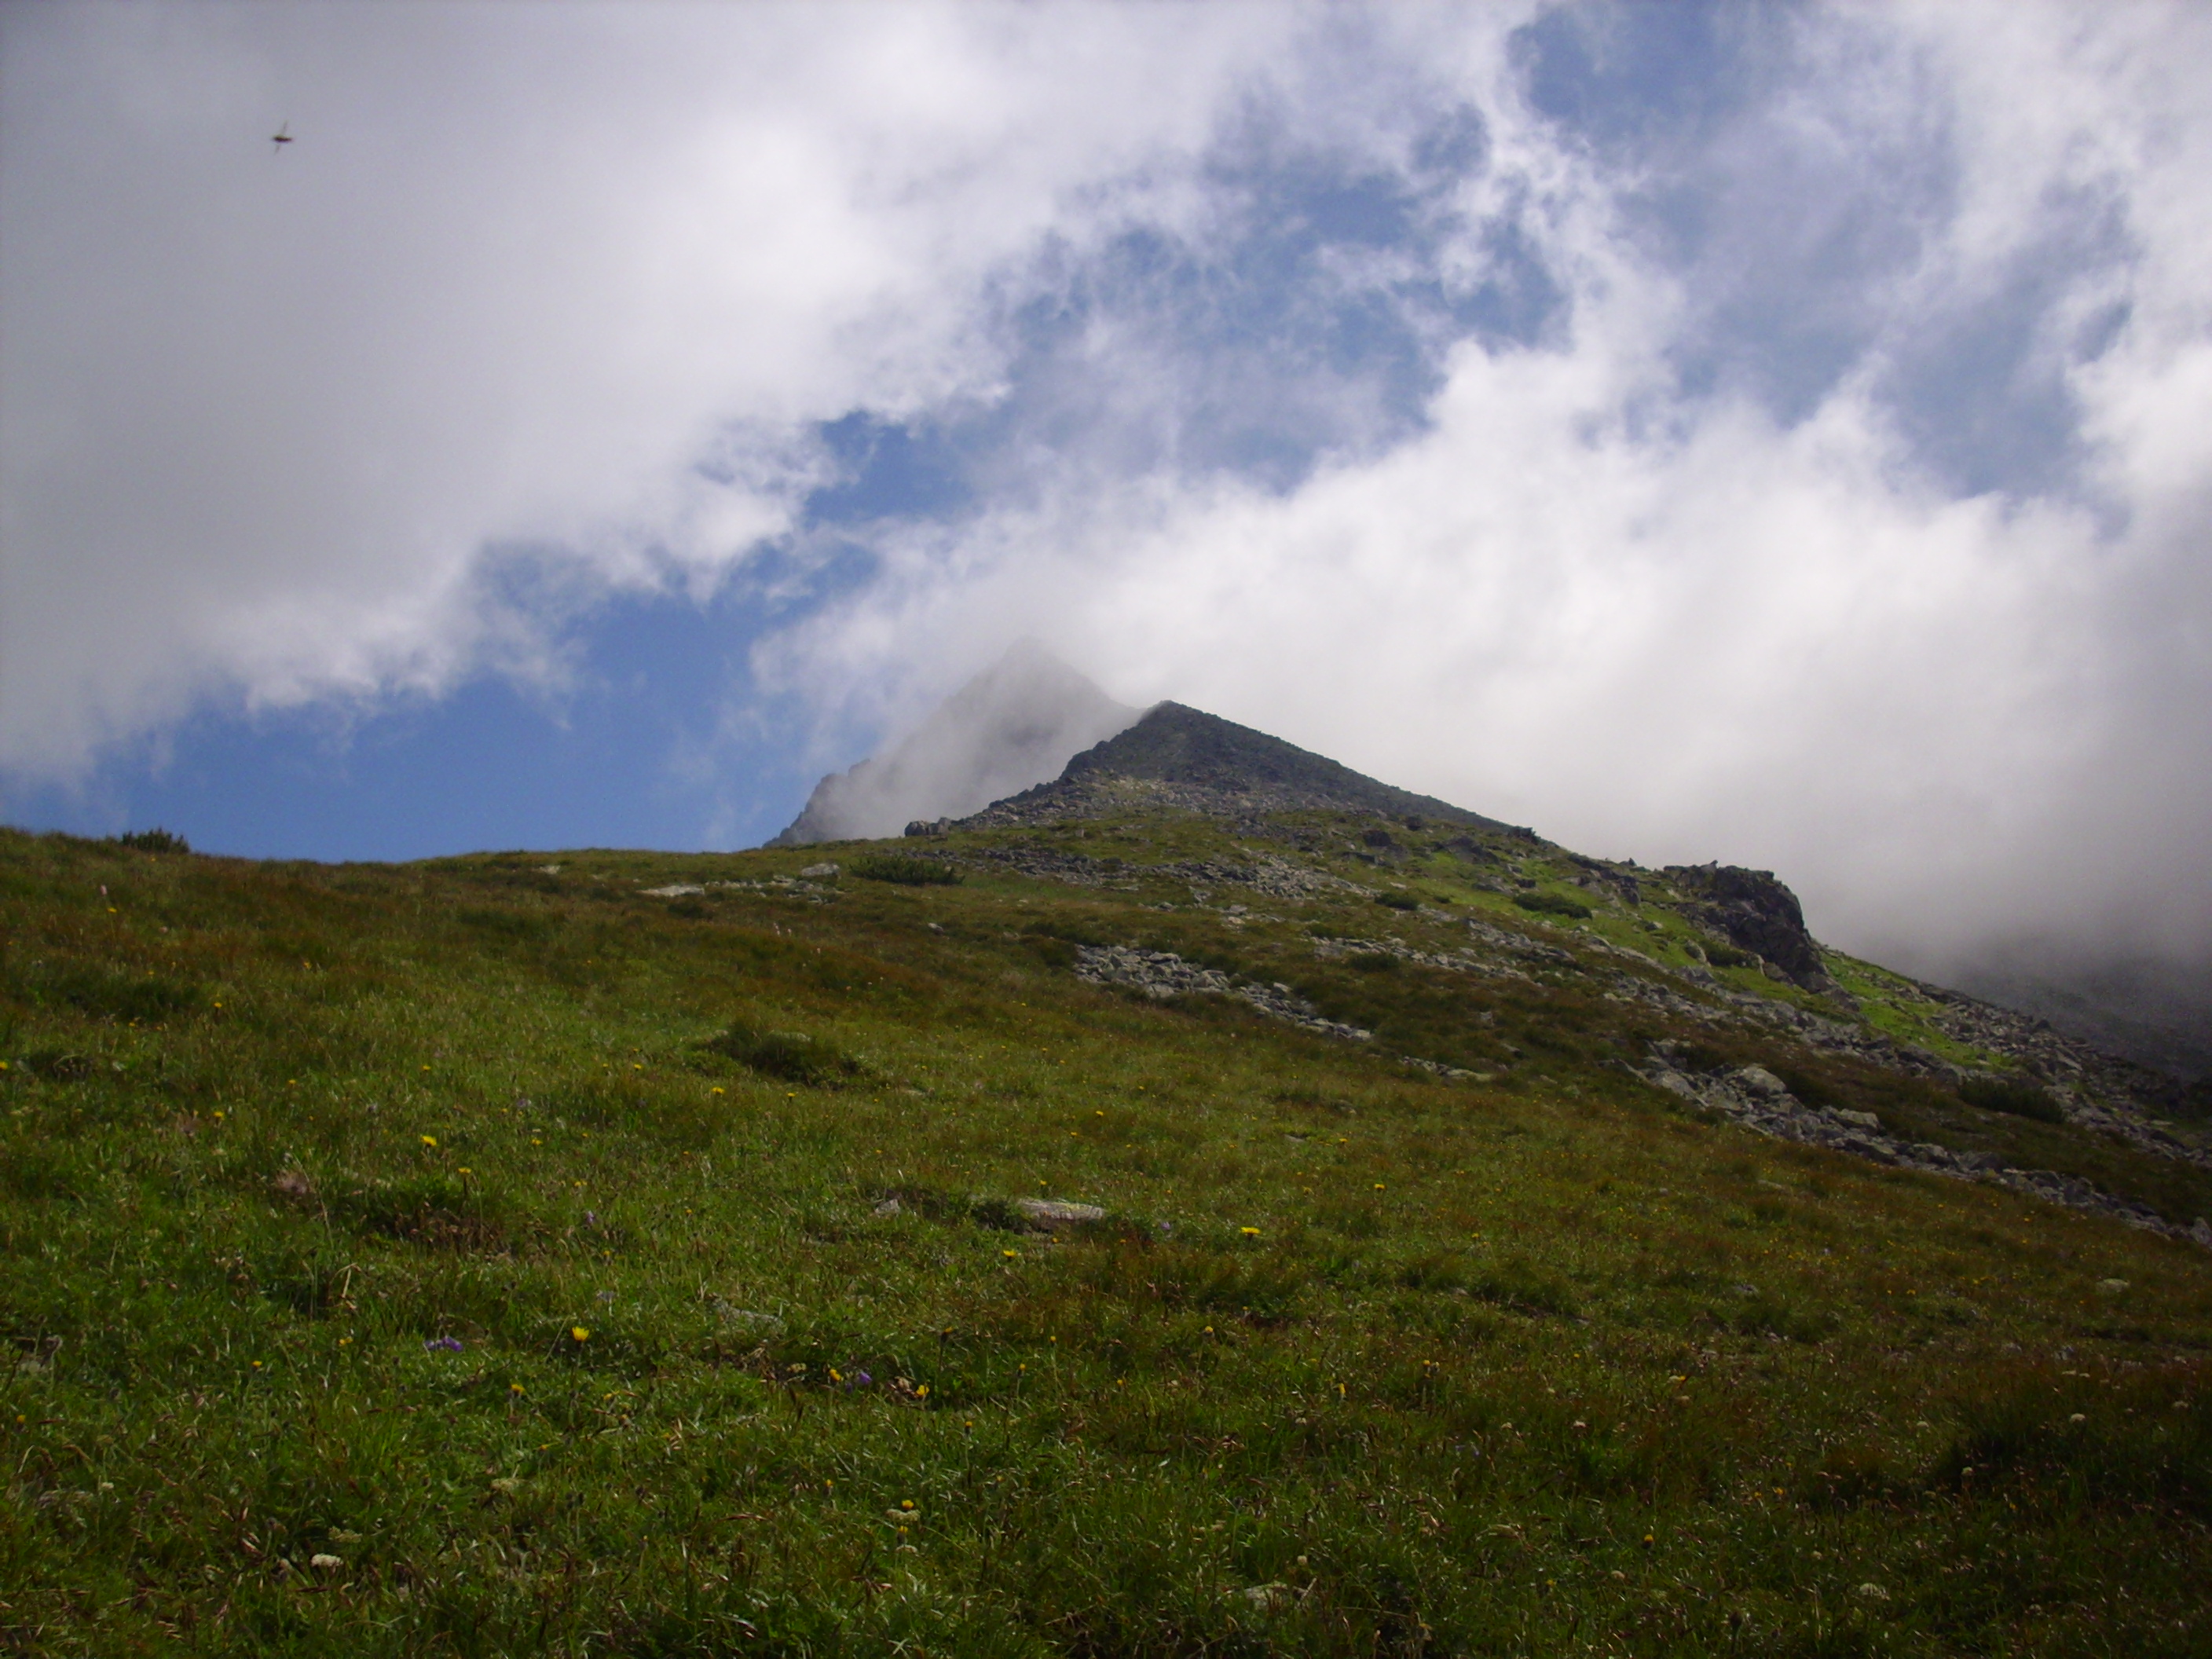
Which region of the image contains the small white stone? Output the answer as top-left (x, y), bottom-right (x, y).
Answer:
top-left (1017, 1197), bottom-right (1107, 1229)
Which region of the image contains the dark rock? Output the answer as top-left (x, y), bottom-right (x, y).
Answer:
top-left (1663, 862), bottom-right (1831, 991)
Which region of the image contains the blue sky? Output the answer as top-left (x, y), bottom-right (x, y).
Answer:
top-left (4, 1), bottom-right (2210, 980)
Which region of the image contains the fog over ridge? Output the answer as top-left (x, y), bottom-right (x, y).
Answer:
top-left (772, 642), bottom-right (1141, 844)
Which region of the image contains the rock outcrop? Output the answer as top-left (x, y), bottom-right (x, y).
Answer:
top-left (1661, 862), bottom-right (1834, 992)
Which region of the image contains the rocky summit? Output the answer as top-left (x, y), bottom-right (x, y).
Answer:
top-left (932, 700), bottom-right (1520, 836)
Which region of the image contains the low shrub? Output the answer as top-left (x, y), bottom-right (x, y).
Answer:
top-left (112, 827), bottom-right (190, 854)
top-left (1958, 1075), bottom-right (2066, 1124)
top-left (703, 1020), bottom-right (863, 1086)
top-left (1513, 891), bottom-right (1592, 921)
top-left (1374, 891), bottom-right (1419, 911)
top-left (849, 854), bottom-right (961, 885)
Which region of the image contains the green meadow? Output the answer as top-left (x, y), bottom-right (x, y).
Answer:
top-left (2, 821), bottom-right (2207, 1656)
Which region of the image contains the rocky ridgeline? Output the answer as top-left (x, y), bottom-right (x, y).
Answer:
top-left (1640, 1046), bottom-right (2212, 1247)
top-left (979, 702), bottom-right (1512, 831)
top-left (1074, 916), bottom-right (2211, 1244)
top-left (1046, 846), bottom-right (2210, 1239)
top-left (1072, 943), bottom-right (1499, 1084)
top-left (639, 864), bottom-right (841, 905)
top-left (904, 837), bottom-right (1377, 906)
top-left (1072, 945), bottom-right (1372, 1043)
top-left (1370, 914), bottom-right (2212, 1199)
top-left (1910, 980), bottom-right (2210, 1158)
top-left (939, 773), bottom-right (1422, 837)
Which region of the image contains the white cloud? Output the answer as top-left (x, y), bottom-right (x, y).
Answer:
top-left (764, 1), bottom-right (2212, 970)
top-left (0, 0), bottom-right (1313, 774)
top-left (6, 0), bottom-right (2208, 992)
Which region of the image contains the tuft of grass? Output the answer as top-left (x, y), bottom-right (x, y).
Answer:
top-left (1959, 1073), bottom-right (2067, 1123)
top-left (333, 1171), bottom-right (515, 1251)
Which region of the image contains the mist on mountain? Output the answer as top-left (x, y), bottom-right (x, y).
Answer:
top-left (772, 643), bottom-right (1138, 845)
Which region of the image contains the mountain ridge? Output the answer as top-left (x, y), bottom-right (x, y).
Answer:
top-left (933, 701), bottom-right (1521, 837)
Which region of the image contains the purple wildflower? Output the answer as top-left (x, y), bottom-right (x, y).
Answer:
top-left (424, 1336), bottom-right (464, 1353)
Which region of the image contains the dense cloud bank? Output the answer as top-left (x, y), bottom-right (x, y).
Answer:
top-left (5, 2), bottom-right (2208, 992)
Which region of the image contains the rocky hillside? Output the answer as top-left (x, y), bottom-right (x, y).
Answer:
top-left (896, 699), bottom-right (2212, 1240)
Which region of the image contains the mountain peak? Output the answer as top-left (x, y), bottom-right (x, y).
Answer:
top-left (946, 701), bottom-right (1518, 834)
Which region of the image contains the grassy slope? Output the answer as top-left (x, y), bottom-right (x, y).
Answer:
top-left (2, 822), bottom-right (2208, 1657)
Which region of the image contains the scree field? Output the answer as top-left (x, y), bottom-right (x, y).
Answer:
top-left (2, 822), bottom-right (2207, 1656)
